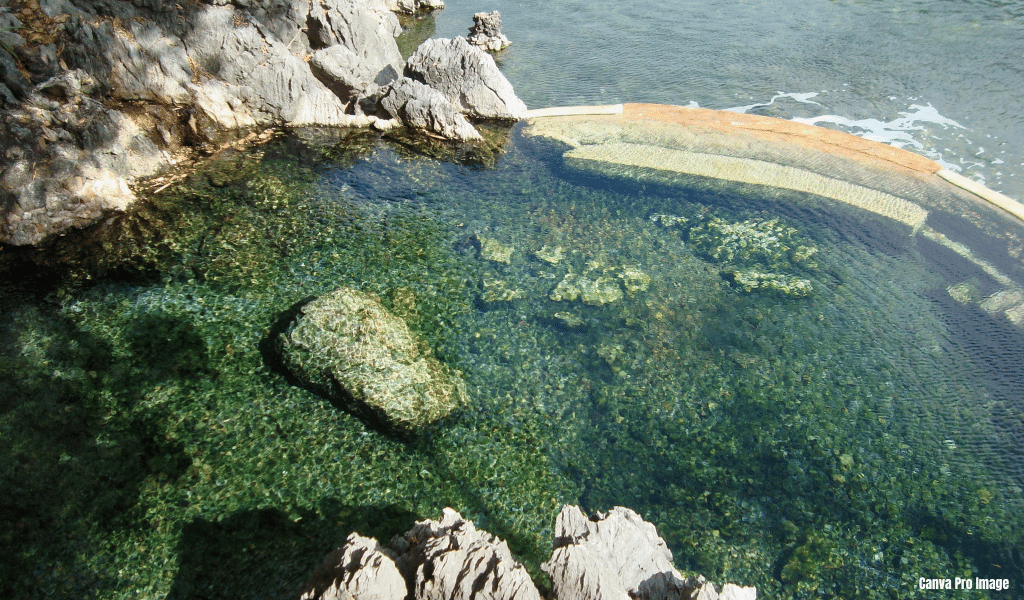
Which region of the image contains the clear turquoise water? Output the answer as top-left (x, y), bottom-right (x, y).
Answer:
top-left (3, 2), bottom-right (1024, 598)
top-left (3, 126), bottom-right (1023, 598)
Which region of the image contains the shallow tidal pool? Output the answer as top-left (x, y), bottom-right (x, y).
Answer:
top-left (2, 125), bottom-right (1023, 599)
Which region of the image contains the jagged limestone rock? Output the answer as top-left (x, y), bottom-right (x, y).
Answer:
top-left (406, 37), bottom-right (526, 120)
top-left (298, 532), bottom-right (406, 600)
top-left (544, 506), bottom-right (690, 600)
top-left (379, 77), bottom-right (482, 141)
top-left (390, 508), bottom-right (542, 600)
top-left (467, 11), bottom-right (511, 52)
top-left (277, 287), bottom-right (467, 438)
top-left (543, 506), bottom-right (759, 600)
top-left (302, 506), bottom-right (756, 600)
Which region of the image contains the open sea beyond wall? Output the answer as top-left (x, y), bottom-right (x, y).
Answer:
top-left (3, 1), bottom-right (1024, 599)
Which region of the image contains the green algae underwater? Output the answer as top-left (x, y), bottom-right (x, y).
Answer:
top-left (2, 125), bottom-right (1023, 599)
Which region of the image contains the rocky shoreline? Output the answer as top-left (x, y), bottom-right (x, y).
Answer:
top-left (298, 506), bottom-right (756, 600)
top-left (1, 0), bottom-right (523, 246)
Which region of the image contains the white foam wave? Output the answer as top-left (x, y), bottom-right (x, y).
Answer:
top-left (724, 92), bottom-right (824, 114)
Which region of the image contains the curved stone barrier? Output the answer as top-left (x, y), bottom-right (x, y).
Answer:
top-left (522, 102), bottom-right (1023, 224)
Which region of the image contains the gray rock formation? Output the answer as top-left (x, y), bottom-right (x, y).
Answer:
top-left (407, 37), bottom-right (526, 120)
top-left (467, 11), bottom-right (511, 52)
top-left (276, 287), bottom-right (468, 438)
top-left (1, 0), bottom-right (526, 245)
top-left (392, 508), bottom-right (542, 600)
top-left (311, 44), bottom-right (399, 105)
top-left (544, 505), bottom-right (687, 600)
top-left (543, 506), bottom-right (756, 600)
top-left (1, 69), bottom-right (173, 246)
top-left (299, 509), bottom-right (542, 600)
top-left (298, 533), bottom-right (406, 600)
top-left (379, 77), bottom-right (482, 141)
top-left (299, 506), bottom-right (757, 600)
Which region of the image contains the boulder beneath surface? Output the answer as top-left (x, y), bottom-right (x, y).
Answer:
top-left (406, 37), bottom-right (526, 120)
top-left (468, 11), bottom-right (511, 52)
top-left (277, 287), bottom-right (467, 438)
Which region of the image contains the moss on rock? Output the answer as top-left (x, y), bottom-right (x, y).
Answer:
top-left (277, 287), bottom-right (467, 438)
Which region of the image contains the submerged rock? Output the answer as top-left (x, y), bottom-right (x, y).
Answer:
top-left (553, 311), bottom-right (586, 330)
top-left (477, 234), bottom-right (515, 264)
top-left (728, 269), bottom-right (813, 297)
top-left (277, 287), bottom-right (467, 438)
top-left (550, 273), bottom-right (624, 306)
top-left (481, 275), bottom-right (527, 303)
top-left (618, 266), bottom-right (651, 294)
top-left (689, 217), bottom-right (818, 271)
top-left (534, 245), bottom-right (566, 265)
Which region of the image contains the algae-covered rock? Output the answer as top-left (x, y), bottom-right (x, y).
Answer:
top-left (550, 273), bottom-right (624, 306)
top-left (689, 217), bottom-right (817, 271)
top-left (277, 287), bottom-right (467, 438)
top-left (729, 269), bottom-right (813, 297)
top-left (534, 245), bottom-right (566, 265)
top-left (618, 266), bottom-right (651, 294)
top-left (477, 235), bottom-right (515, 264)
top-left (947, 280), bottom-right (980, 305)
top-left (481, 275), bottom-right (526, 303)
top-left (553, 311), bottom-right (586, 330)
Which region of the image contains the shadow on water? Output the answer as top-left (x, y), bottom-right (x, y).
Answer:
top-left (165, 502), bottom-right (420, 600)
top-left (0, 300), bottom-right (194, 599)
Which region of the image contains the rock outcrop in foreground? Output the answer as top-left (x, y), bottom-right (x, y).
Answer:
top-left (276, 287), bottom-right (467, 438)
top-left (298, 506), bottom-right (756, 600)
top-left (1, 0), bottom-right (525, 245)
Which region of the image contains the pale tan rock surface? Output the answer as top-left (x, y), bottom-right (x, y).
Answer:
top-left (300, 506), bottom-right (756, 600)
